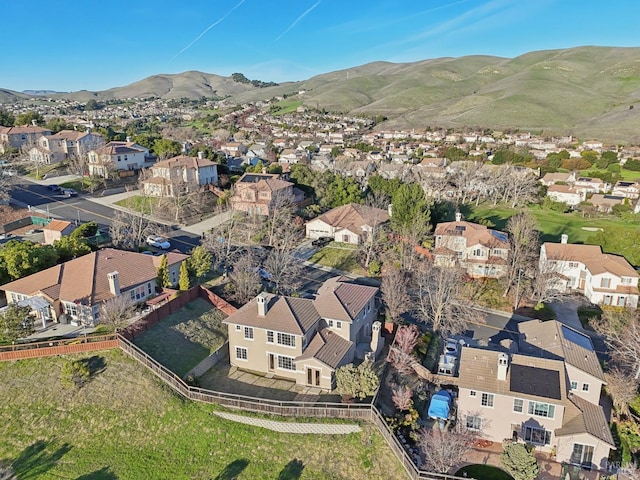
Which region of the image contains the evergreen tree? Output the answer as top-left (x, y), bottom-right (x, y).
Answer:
top-left (500, 441), bottom-right (540, 480)
top-left (179, 261), bottom-right (190, 291)
top-left (156, 255), bottom-right (170, 288)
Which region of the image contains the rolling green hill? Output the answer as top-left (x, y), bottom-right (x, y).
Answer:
top-left (4, 46), bottom-right (640, 142)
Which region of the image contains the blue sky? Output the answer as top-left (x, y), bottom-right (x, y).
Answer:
top-left (2, 0), bottom-right (639, 92)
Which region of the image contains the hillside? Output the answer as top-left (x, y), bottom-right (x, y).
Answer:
top-left (3, 46), bottom-right (640, 141)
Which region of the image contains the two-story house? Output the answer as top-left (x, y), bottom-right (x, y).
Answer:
top-left (88, 140), bottom-right (153, 177)
top-left (0, 125), bottom-right (51, 153)
top-left (539, 172), bottom-right (576, 187)
top-left (142, 153), bottom-right (219, 197)
top-left (29, 130), bottom-right (104, 165)
top-left (457, 319), bottom-right (614, 470)
top-left (305, 203), bottom-right (390, 244)
top-left (546, 185), bottom-right (585, 206)
top-left (1, 248), bottom-right (188, 328)
top-left (612, 181), bottom-right (640, 200)
top-left (223, 276), bottom-right (381, 390)
top-left (574, 177), bottom-right (608, 194)
top-left (229, 172), bottom-right (302, 216)
top-left (541, 235), bottom-right (639, 307)
top-left (432, 214), bottom-right (509, 278)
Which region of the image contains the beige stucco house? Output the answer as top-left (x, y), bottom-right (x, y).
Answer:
top-left (88, 141), bottom-right (152, 177)
top-left (141, 153), bottom-right (219, 197)
top-left (457, 319), bottom-right (614, 471)
top-left (223, 276), bottom-right (382, 391)
top-left (1, 248), bottom-right (187, 327)
top-left (305, 203), bottom-right (390, 244)
top-left (229, 172), bottom-right (303, 216)
top-left (432, 213), bottom-right (509, 278)
top-left (541, 236), bottom-right (639, 307)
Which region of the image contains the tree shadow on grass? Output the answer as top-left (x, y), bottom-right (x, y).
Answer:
top-left (214, 458), bottom-right (249, 480)
top-left (277, 458), bottom-right (304, 480)
top-left (76, 466), bottom-right (118, 479)
top-left (79, 355), bottom-right (107, 378)
top-left (7, 440), bottom-right (72, 479)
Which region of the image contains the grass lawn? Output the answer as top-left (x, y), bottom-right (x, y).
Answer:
top-left (0, 350), bottom-right (407, 479)
top-left (455, 464), bottom-right (514, 480)
top-left (308, 243), bottom-right (366, 276)
top-left (134, 298), bottom-right (227, 376)
top-left (114, 195), bottom-right (161, 215)
top-left (59, 178), bottom-right (93, 192)
top-left (580, 168), bottom-right (640, 182)
top-left (461, 202), bottom-right (640, 244)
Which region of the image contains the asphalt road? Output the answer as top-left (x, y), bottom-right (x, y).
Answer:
top-left (10, 179), bottom-right (201, 253)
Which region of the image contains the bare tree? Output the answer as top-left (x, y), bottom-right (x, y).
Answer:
top-left (391, 384), bottom-right (414, 411)
top-left (0, 173), bottom-right (13, 202)
top-left (263, 191), bottom-right (303, 250)
top-left (414, 262), bottom-right (484, 338)
top-left (264, 248), bottom-right (303, 295)
top-left (503, 167), bottom-right (539, 208)
top-left (604, 366), bottom-right (637, 419)
top-left (529, 256), bottom-right (566, 305)
top-left (227, 253), bottom-right (262, 304)
top-left (387, 324), bottom-right (420, 375)
top-left (418, 423), bottom-right (479, 473)
top-left (358, 203), bottom-right (388, 271)
top-left (381, 267), bottom-right (410, 323)
top-left (100, 295), bottom-right (136, 333)
top-left (202, 213), bottom-right (245, 272)
top-left (593, 309), bottom-right (640, 380)
top-left (503, 211), bottom-right (540, 298)
top-left (109, 209), bottom-right (156, 252)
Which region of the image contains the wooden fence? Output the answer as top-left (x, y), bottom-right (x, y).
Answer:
top-left (0, 334), bottom-right (119, 361)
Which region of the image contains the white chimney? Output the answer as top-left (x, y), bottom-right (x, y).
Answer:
top-left (256, 292), bottom-right (268, 317)
top-left (198, 151), bottom-right (204, 160)
top-left (497, 352), bottom-right (509, 381)
top-left (370, 321), bottom-right (383, 359)
top-left (387, 203), bottom-right (393, 217)
top-left (126, 136), bottom-right (131, 143)
top-left (561, 234), bottom-right (568, 244)
top-left (455, 212), bottom-right (462, 222)
top-left (107, 271), bottom-right (120, 296)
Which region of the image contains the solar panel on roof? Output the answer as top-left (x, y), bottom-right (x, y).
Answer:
top-left (510, 364), bottom-right (561, 400)
top-left (490, 230), bottom-right (508, 242)
top-left (561, 325), bottom-right (594, 351)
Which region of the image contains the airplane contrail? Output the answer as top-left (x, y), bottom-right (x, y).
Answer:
top-left (171, 0), bottom-right (246, 61)
top-left (275, 0), bottom-right (321, 42)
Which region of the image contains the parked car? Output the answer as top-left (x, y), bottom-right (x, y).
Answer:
top-left (444, 338), bottom-right (462, 358)
top-left (312, 236), bottom-right (333, 247)
top-left (47, 184), bottom-right (62, 193)
top-left (62, 188), bottom-right (78, 197)
top-left (146, 235), bottom-right (171, 250)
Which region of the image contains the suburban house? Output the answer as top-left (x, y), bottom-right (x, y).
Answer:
top-left (546, 185), bottom-right (585, 207)
top-left (229, 172), bottom-right (303, 216)
top-left (611, 181), bottom-right (640, 200)
top-left (220, 141), bottom-right (248, 158)
top-left (42, 219), bottom-right (76, 245)
top-left (0, 125), bottom-right (51, 153)
top-left (540, 172), bottom-right (576, 187)
top-left (574, 177), bottom-right (608, 194)
top-left (88, 140), bottom-right (153, 177)
top-left (432, 213), bottom-right (509, 278)
top-left (142, 153), bottom-right (219, 197)
top-left (540, 235), bottom-right (639, 307)
top-left (28, 129), bottom-right (104, 165)
top-left (587, 194), bottom-right (627, 213)
top-left (305, 203), bottom-right (390, 245)
top-left (1, 248), bottom-right (188, 327)
top-left (223, 276), bottom-right (382, 391)
top-left (457, 319), bottom-right (614, 470)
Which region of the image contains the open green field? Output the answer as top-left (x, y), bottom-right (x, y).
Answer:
top-left (579, 168), bottom-right (640, 182)
top-left (134, 298), bottom-right (227, 376)
top-left (460, 203), bottom-right (639, 245)
top-left (308, 243), bottom-right (366, 276)
top-left (0, 350), bottom-right (406, 479)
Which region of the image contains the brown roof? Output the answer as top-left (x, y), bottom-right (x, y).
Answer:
top-left (236, 173), bottom-right (293, 192)
top-left (295, 327), bottom-right (353, 369)
top-left (313, 277), bottom-right (378, 321)
top-left (50, 129), bottom-right (92, 141)
top-left (1, 248), bottom-right (187, 306)
top-left (556, 394), bottom-right (615, 446)
top-left (543, 243), bottom-right (638, 279)
top-left (97, 141), bottom-right (146, 155)
top-left (0, 125), bottom-right (51, 135)
top-left (457, 347), bottom-right (568, 402)
top-left (435, 220), bottom-right (508, 249)
top-left (314, 204), bottom-right (389, 232)
top-left (43, 219), bottom-right (74, 232)
top-left (518, 319), bottom-right (605, 381)
top-left (153, 155), bottom-right (217, 169)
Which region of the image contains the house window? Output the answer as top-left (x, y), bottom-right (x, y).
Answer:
top-left (336, 321), bottom-right (342, 329)
top-left (244, 326), bottom-right (254, 340)
top-left (524, 426), bottom-right (552, 445)
top-left (473, 248), bottom-right (482, 257)
top-left (470, 390), bottom-right (477, 397)
top-left (570, 381), bottom-right (578, 390)
top-left (481, 393), bottom-right (494, 407)
top-left (65, 303), bottom-right (79, 317)
top-left (235, 347), bottom-right (247, 361)
top-left (267, 331), bottom-right (274, 343)
top-left (582, 383), bottom-right (590, 392)
top-left (117, 156), bottom-right (121, 162)
top-left (528, 401), bottom-right (555, 419)
top-left (466, 415), bottom-right (482, 431)
top-left (147, 283), bottom-right (152, 295)
top-left (622, 277), bottom-right (632, 285)
top-left (569, 262), bottom-right (579, 268)
top-left (328, 320), bottom-right (334, 327)
top-left (600, 278), bottom-right (611, 288)
top-left (235, 325), bottom-right (241, 331)
top-left (342, 235), bottom-right (349, 243)
top-left (277, 332), bottom-right (296, 347)
top-left (492, 249), bottom-right (501, 256)
top-left (571, 443), bottom-right (594, 467)
top-left (277, 355), bottom-right (295, 371)
top-left (513, 398), bottom-right (524, 413)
